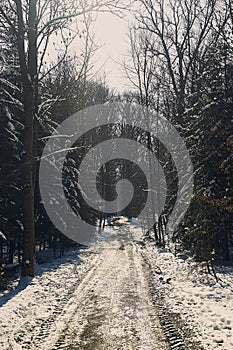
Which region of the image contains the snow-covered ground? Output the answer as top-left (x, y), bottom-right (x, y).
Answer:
top-left (0, 238), bottom-right (168, 350)
top-left (144, 241), bottom-right (233, 350)
top-left (0, 225), bottom-right (232, 350)
top-left (0, 245), bottom-right (101, 349)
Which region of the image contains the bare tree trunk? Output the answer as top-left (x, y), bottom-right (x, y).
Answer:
top-left (16, 0), bottom-right (37, 277)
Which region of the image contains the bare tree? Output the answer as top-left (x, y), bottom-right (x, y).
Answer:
top-left (135, 0), bottom-right (222, 123)
top-left (125, 29), bottom-right (157, 107)
top-left (124, 28), bottom-right (167, 243)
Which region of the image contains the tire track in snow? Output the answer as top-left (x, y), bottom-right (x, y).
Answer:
top-left (29, 251), bottom-right (104, 350)
top-left (49, 242), bottom-right (169, 350)
top-left (0, 248), bottom-right (102, 350)
top-left (140, 245), bottom-right (205, 350)
top-left (2, 228), bottom-right (204, 350)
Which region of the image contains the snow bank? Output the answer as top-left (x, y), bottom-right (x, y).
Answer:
top-left (145, 243), bottom-right (233, 350)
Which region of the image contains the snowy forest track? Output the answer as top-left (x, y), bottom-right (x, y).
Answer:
top-left (1, 234), bottom-right (204, 350)
top-left (48, 243), bottom-right (169, 350)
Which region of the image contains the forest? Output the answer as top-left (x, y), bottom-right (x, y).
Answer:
top-left (0, 0), bottom-right (232, 280)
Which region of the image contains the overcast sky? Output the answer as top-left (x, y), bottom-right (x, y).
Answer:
top-left (92, 10), bottom-right (133, 93)
top-left (46, 6), bottom-right (135, 93)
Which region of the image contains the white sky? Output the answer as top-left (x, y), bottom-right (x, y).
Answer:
top-left (92, 11), bottom-right (131, 93)
top-left (45, 6), bottom-right (136, 94)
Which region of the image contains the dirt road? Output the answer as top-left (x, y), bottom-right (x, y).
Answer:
top-left (1, 225), bottom-right (205, 350)
top-left (38, 242), bottom-right (169, 350)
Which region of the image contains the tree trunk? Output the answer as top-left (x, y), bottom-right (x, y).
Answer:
top-left (8, 239), bottom-right (15, 264)
top-left (16, 0), bottom-right (37, 277)
top-left (21, 90), bottom-right (35, 276)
